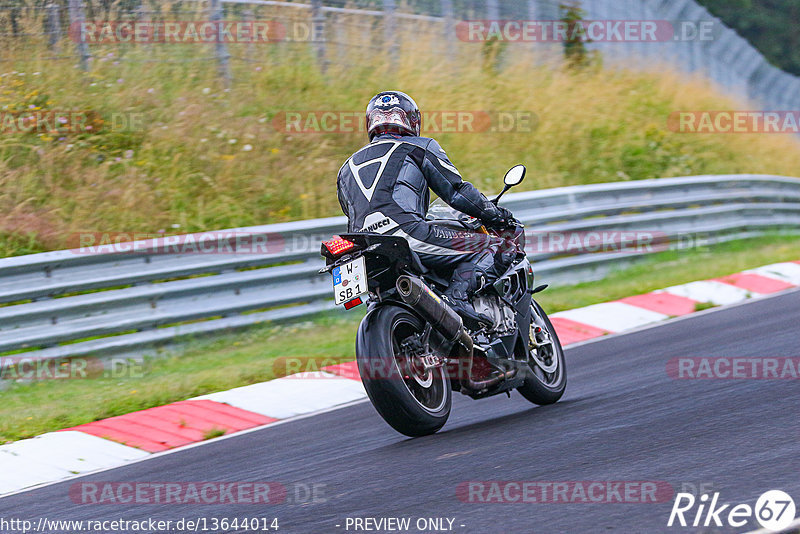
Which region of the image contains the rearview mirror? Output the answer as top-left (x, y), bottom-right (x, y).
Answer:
top-left (504, 165), bottom-right (526, 187)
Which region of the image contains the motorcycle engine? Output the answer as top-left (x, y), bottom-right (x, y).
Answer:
top-left (472, 295), bottom-right (516, 333)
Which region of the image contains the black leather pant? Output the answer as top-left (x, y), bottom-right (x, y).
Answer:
top-left (401, 221), bottom-right (523, 282)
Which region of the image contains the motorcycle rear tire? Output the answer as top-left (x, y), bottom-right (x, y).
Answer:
top-left (356, 305), bottom-right (451, 437)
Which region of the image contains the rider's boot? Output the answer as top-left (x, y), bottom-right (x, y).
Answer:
top-left (442, 263), bottom-right (493, 330)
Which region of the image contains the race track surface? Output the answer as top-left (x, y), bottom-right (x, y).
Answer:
top-left (2, 290), bottom-right (798, 534)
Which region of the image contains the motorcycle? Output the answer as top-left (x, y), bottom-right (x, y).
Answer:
top-left (320, 165), bottom-right (566, 436)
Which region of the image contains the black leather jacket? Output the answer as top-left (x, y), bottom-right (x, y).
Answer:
top-left (336, 134), bottom-right (504, 233)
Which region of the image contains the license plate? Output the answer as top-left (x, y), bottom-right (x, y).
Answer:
top-left (332, 256), bottom-right (368, 305)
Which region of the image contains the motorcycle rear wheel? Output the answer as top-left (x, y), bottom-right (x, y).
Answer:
top-left (356, 305), bottom-right (451, 437)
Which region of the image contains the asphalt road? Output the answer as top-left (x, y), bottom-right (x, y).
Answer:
top-left (1, 290), bottom-right (799, 534)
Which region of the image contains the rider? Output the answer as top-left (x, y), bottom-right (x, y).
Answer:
top-left (336, 91), bottom-right (517, 328)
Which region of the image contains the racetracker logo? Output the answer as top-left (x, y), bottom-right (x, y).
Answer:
top-left (456, 20), bottom-right (714, 42)
top-left (0, 111), bottom-right (143, 134)
top-left (0, 356), bottom-right (143, 381)
top-left (272, 111), bottom-right (536, 134)
top-left (668, 490), bottom-right (796, 531)
top-left (523, 230), bottom-right (669, 254)
top-left (69, 21), bottom-right (285, 43)
top-left (69, 482), bottom-right (284, 505)
top-left (70, 231), bottom-right (286, 255)
top-left (456, 481), bottom-right (674, 503)
top-left (666, 357), bottom-right (800, 379)
top-left (668, 111), bottom-right (800, 133)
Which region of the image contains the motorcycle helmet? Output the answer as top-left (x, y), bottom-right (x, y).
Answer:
top-left (366, 91), bottom-right (421, 140)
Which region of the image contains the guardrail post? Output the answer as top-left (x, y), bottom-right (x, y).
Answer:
top-left (334, 12), bottom-right (347, 62)
top-left (311, 0), bottom-right (327, 73)
top-left (67, 0), bottom-right (91, 70)
top-left (486, 0), bottom-right (499, 20)
top-left (244, 9), bottom-right (255, 60)
top-left (46, 3), bottom-right (61, 52)
top-left (209, 0), bottom-right (232, 86)
top-left (383, 0), bottom-right (397, 71)
top-left (136, 0), bottom-right (153, 55)
top-left (540, 0), bottom-right (566, 66)
top-left (441, 0), bottom-right (455, 59)
top-left (483, 0), bottom-right (502, 71)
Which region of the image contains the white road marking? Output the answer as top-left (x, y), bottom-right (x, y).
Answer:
top-left (552, 301), bottom-right (669, 332)
top-left (193, 371), bottom-right (367, 419)
top-left (746, 262), bottom-right (800, 285)
top-left (659, 280), bottom-right (758, 305)
top-left (0, 431), bottom-right (147, 494)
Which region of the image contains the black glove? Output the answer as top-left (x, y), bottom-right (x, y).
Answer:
top-left (484, 206), bottom-right (514, 229)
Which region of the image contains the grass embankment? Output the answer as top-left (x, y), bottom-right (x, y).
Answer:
top-left (1, 6), bottom-right (800, 254)
top-left (1, 234), bottom-right (798, 444)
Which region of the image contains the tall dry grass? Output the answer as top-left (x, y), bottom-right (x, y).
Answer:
top-left (0, 6), bottom-right (799, 255)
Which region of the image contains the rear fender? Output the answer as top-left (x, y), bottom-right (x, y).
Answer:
top-left (322, 233), bottom-right (422, 299)
top-left (322, 233), bottom-right (415, 268)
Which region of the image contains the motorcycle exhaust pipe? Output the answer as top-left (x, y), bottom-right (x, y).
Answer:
top-left (396, 275), bottom-right (517, 392)
top-left (396, 275), bottom-right (462, 342)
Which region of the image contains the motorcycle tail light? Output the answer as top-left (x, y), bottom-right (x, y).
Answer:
top-left (324, 235), bottom-right (355, 256)
top-left (344, 297), bottom-right (363, 310)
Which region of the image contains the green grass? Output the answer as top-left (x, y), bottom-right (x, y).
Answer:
top-left (202, 428), bottom-right (227, 440)
top-left (1, 8), bottom-right (800, 255)
top-left (693, 302), bottom-right (718, 312)
top-left (0, 313), bottom-right (358, 443)
top-left (1, 234), bottom-right (798, 444)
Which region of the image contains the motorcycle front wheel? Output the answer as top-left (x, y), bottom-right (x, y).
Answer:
top-left (356, 305), bottom-right (451, 437)
top-left (516, 299), bottom-right (567, 405)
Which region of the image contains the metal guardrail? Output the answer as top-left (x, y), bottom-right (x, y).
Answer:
top-left (0, 174), bottom-right (798, 369)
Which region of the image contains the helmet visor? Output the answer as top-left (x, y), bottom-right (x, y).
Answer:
top-left (368, 107), bottom-right (414, 135)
